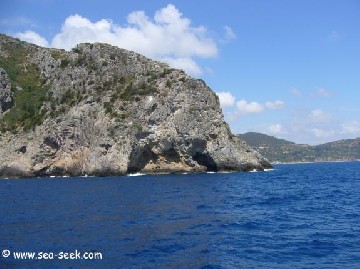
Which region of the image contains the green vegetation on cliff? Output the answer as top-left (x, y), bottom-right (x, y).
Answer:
top-left (0, 36), bottom-right (49, 132)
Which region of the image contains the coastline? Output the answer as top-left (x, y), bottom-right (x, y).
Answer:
top-left (272, 159), bottom-right (360, 165)
top-left (0, 166), bottom-right (276, 180)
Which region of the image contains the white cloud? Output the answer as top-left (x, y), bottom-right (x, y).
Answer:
top-left (314, 88), bottom-right (333, 97)
top-left (14, 30), bottom-right (49, 47)
top-left (234, 99), bottom-right (285, 114)
top-left (232, 105), bottom-right (357, 145)
top-left (263, 106), bottom-right (360, 145)
top-left (265, 100), bottom-right (284, 109)
top-left (267, 123), bottom-right (285, 135)
top-left (161, 57), bottom-right (202, 76)
top-left (341, 121), bottom-right (360, 135)
top-left (220, 97), bottom-right (285, 121)
top-left (14, 4), bottom-right (217, 76)
top-left (236, 99), bottom-right (264, 113)
top-left (50, 15), bottom-right (113, 49)
top-left (216, 91), bottom-right (236, 108)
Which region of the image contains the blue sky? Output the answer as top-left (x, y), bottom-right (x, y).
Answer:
top-left (1, 0), bottom-right (360, 144)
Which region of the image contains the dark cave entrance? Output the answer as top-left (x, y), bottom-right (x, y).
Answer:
top-left (127, 146), bottom-right (158, 173)
top-left (193, 152), bottom-right (218, 172)
top-left (127, 146), bottom-right (182, 173)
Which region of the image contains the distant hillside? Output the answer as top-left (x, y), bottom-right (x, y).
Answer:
top-left (238, 132), bottom-right (360, 163)
top-left (238, 132), bottom-right (295, 148)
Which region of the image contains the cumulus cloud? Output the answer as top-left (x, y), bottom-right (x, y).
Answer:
top-left (51, 7), bottom-right (217, 57)
top-left (265, 106), bottom-right (360, 145)
top-left (216, 91), bottom-right (236, 108)
top-left (233, 99), bottom-right (285, 114)
top-left (265, 100), bottom-right (284, 110)
top-left (217, 94), bottom-right (285, 121)
top-left (236, 99), bottom-right (264, 113)
top-left (14, 4), bottom-right (217, 76)
top-left (14, 30), bottom-right (49, 47)
top-left (162, 57), bottom-right (203, 76)
top-left (50, 15), bottom-right (113, 49)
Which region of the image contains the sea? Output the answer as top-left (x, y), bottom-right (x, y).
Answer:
top-left (1, 162), bottom-right (360, 269)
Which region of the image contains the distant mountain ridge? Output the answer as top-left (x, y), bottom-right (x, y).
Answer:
top-left (238, 132), bottom-right (360, 163)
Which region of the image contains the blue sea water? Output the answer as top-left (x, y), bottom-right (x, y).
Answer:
top-left (1, 162), bottom-right (360, 268)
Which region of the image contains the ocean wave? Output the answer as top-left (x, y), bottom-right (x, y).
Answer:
top-left (127, 173), bottom-right (146, 177)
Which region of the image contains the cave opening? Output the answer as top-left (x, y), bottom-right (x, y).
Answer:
top-left (127, 146), bottom-right (158, 173)
top-left (193, 152), bottom-right (217, 172)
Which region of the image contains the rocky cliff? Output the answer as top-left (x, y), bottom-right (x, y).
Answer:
top-left (0, 34), bottom-right (271, 177)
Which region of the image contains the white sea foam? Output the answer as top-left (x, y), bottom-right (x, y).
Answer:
top-left (264, 168), bottom-right (274, 172)
top-left (127, 173), bottom-right (145, 177)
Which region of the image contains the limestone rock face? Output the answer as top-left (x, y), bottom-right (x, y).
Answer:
top-left (0, 34), bottom-right (271, 177)
top-left (0, 68), bottom-right (14, 114)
